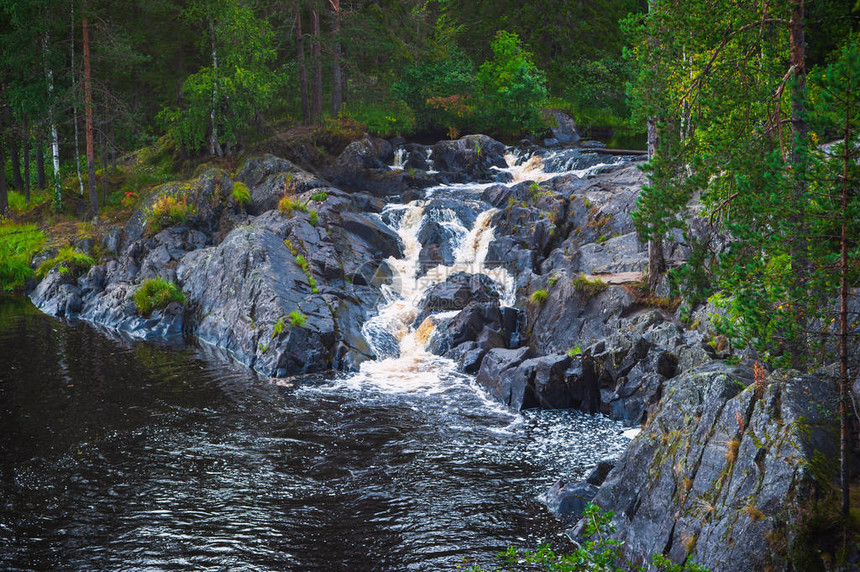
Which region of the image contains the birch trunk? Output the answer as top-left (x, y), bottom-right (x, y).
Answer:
top-left (44, 32), bottom-right (62, 205)
top-left (208, 18), bottom-right (223, 157)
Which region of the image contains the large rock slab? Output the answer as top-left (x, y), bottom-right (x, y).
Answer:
top-left (579, 362), bottom-right (842, 570)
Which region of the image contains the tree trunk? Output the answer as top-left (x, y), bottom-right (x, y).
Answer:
top-left (36, 137), bottom-right (46, 190)
top-left (0, 135), bottom-right (7, 215)
top-left (71, 1), bottom-right (84, 196)
top-left (23, 114), bottom-right (30, 202)
top-left (839, 95), bottom-right (852, 517)
top-left (312, 8), bottom-right (322, 125)
top-left (646, 49), bottom-right (665, 292)
top-left (788, 0), bottom-right (809, 369)
top-left (9, 136), bottom-right (23, 192)
top-left (208, 18), bottom-right (223, 157)
top-left (83, 0), bottom-right (98, 219)
top-left (44, 31), bottom-right (62, 207)
top-left (330, 0), bottom-right (342, 117)
top-left (296, 7), bottom-right (310, 124)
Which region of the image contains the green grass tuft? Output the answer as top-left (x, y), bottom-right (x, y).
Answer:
top-left (272, 316), bottom-right (285, 338)
top-left (36, 246), bottom-right (95, 279)
top-left (232, 181), bottom-right (251, 205)
top-left (133, 277), bottom-right (185, 315)
top-left (289, 310), bottom-right (307, 327)
top-left (530, 289), bottom-right (549, 304)
top-left (278, 196), bottom-right (308, 216)
top-left (572, 273), bottom-right (608, 297)
top-left (0, 223), bottom-right (46, 291)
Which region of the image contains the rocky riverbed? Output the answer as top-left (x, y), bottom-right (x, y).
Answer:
top-left (28, 131), bottom-right (856, 570)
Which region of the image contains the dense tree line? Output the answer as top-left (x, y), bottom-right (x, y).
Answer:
top-left (0, 0), bottom-right (649, 217)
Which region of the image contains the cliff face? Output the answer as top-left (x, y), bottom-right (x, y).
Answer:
top-left (583, 361), bottom-right (843, 571)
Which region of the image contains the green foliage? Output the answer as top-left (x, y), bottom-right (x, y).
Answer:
top-left (158, 0), bottom-right (278, 154)
top-left (626, 2), bottom-right (860, 368)
top-left (133, 278), bottom-right (185, 315)
top-left (36, 247), bottom-right (95, 279)
top-left (232, 181), bottom-right (251, 206)
top-left (7, 190), bottom-right (51, 214)
top-left (288, 310), bottom-right (306, 327)
top-left (474, 31), bottom-right (548, 135)
top-left (469, 504), bottom-right (710, 571)
top-left (309, 211), bottom-right (318, 227)
top-left (567, 344), bottom-right (582, 357)
top-left (392, 44), bottom-right (475, 131)
top-left (559, 55), bottom-right (632, 128)
top-left (0, 224), bottom-right (46, 292)
top-left (341, 98), bottom-right (416, 138)
top-left (497, 504), bottom-right (624, 571)
top-left (310, 192), bottom-right (329, 203)
top-left (530, 289), bottom-right (548, 304)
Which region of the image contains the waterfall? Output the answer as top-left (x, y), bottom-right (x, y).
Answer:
top-left (352, 143), bottom-right (616, 392)
top-left (391, 147), bottom-right (407, 170)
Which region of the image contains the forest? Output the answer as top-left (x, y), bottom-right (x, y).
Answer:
top-left (1, 1), bottom-right (860, 569)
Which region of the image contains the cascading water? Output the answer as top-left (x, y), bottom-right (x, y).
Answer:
top-left (391, 146), bottom-right (408, 170)
top-left (352, 145), bottom-right (617, 392)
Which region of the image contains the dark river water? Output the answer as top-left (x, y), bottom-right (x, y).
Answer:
top-left (0, 296), bottom-right (629, 571)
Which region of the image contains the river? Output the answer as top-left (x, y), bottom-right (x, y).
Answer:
top-left (1, 145), bottom-right (631, 571)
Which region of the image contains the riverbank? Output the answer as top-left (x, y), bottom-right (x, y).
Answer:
top-left (16, 128), bottom-right (860, 569)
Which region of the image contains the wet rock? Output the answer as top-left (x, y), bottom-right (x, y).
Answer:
top-left (475, 346), bottom-right (535, 407)
top-left (178, 225), bottom-right (374, 376)
top-left (431, 135), bottom-right (508, 181)
top-left (414, 272), bottom-right (500, 326)
top-left (584, 458), bottom-right (616, 486)
top-left (542, 109), bottom-right (580, 144)
top-left (325, 137), bottom-right (411, 196)
top-left (31, 271), bottom-right (82, 317)
top-left (235, 154), bottom-right (327, 214)
top-left (545, 480), bottom-right (598, 521)
top-left (578, 362), bottom-right (841, 570)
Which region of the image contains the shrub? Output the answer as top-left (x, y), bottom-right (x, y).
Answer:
top-left (567, 344), bottom-right (582, 357)
top-left (133, 278), bottom-right (185, 315)
top-left (278, 195), bottom-right (308, 216)
top-left (289, 310), bottom-right (306, 327)
top-left (309, 211), bottom-right (318, 226)
top-left (310, 192), bottom-right (328, 202)
top-left (232, 181), bottom-right (251, 206)
top-left (0, 223), bottom-right (46, 291)
top-left (530, 289), bottom-right (549, 304)
top-left (341, 99), bottom-right (416, 138)
top-left (36, 246), bottom-right (95, 279)
top-left (486, 504), bottom-right (711, 572)
top-left (572, 273), bottom-right (608, 297)
top-left (146, 192), bottom-right (194, 232)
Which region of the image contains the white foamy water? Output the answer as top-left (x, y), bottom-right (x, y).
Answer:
top-left (339, 144), bottom-right (621, 394)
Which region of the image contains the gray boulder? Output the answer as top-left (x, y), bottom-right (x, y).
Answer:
top-left (579, 362), bottom-right (842, 571)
